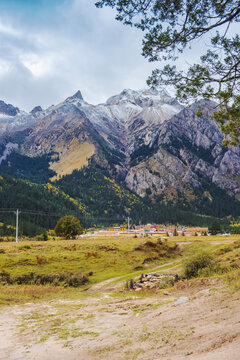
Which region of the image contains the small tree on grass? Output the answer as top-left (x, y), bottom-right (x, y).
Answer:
top-left (41, 231), bottom-right (48, 241)
top-left (173, 228), bottom-right (178, 236)
top-left (208, 221), bottom-right (222, 235)
top-left (55, 215), bottom-right (83, 239)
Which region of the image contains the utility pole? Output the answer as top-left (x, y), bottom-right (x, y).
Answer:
top-left (14, 209), bottom-right (21, 243)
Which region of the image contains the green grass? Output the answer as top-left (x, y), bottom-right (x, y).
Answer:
top-left (0, 237), bottom-right (179, 280)
top-left (0, 234), bottom-right (239, 304)
top-left (171, 234), bottom-right (240, 242)
top-left (0, 236), bottom-right (180, 304)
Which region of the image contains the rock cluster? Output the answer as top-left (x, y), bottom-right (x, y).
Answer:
top-left (129, 273), bottom-right (179, 291)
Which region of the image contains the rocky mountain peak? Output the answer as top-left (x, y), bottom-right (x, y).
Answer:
top-left (73, 90), bottom-right (83, 100)
top-left (0, 100), bottom-right (19, 117)
top-left (105, 88), bottom-right (182, 109)
top-left (30, 106), bottom-right (43, 115)
top-left (65, 90), bottom-right (84, 102)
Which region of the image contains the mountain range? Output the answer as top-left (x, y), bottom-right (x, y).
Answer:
top-left (0, 88), bottom-right (239, 234)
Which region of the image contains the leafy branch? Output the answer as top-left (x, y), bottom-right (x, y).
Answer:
top-left (96, 0), bottom-right (240, 144)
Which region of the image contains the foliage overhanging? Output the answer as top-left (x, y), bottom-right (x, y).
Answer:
top-left (96, 0), bottom-right (240, 145)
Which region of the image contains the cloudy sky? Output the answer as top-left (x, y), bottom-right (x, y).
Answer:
top-left (0, 0), bottom-right (159, 110)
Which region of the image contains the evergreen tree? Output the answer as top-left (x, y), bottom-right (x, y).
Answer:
top-left (209, 221), bottom-right (222, 235)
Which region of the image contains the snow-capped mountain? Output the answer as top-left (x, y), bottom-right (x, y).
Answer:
top-left (0, 88), bottom-right (240, 210)
top-left (0, 100), bottom-right (47, 135)
top-left (58, 88), bottom-right (183, 153)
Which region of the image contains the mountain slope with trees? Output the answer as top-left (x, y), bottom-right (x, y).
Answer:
top-left (0, 88), bottom-right (239, 234)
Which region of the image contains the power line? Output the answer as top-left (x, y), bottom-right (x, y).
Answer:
top-left (0, 208), bottom-right (127, 221)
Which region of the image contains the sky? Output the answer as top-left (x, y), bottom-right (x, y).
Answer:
top-left (0, 1), bottom-right (237, 111)
top-left (0, 0), bottom-right (158, 110)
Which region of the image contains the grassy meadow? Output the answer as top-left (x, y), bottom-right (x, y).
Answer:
top-left (0, 234), bottom-right (240, 305)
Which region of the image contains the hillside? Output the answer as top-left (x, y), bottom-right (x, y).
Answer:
top-left (0, 88), bottom-right (239, 231)
top-left (0, 175), bottom-right (87, 235)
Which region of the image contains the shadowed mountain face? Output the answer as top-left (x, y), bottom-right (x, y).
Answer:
top-left (0, 101), bottom-right (19, 116)
top-left (0, 88), bottom-right (240, 220)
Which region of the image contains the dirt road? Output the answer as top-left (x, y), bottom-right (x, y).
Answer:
top-left (1, 278), bottom-right (240, 360)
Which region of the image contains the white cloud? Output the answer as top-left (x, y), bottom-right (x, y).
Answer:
top-left (0, 0), bottom-right (155, 110)
top-left (0, 0), bottom-right (239, 111)
top-left (20, 53), bottom-right (56, 77)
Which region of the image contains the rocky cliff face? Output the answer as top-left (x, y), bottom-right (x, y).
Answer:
top-left (0, 89), bottom-right (239, 204)
top-left (0, 100), bottom-right (19, 117)
top-left (125, 99), bottom-right (240, 200)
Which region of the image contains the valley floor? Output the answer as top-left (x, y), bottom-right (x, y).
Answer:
top-left (1, 277), bottom-right (240, 360)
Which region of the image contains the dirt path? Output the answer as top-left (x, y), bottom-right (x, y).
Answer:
top-left (86, 260), bottom-right (180, 293)
top-left (1, 278), bottom-right (240, 360)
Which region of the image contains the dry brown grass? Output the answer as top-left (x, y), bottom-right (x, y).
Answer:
top-left (50, 141), bottom-right (95, 180)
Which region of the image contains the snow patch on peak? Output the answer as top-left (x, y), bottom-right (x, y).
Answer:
top-left (106, 88), bottom-right (178, 109)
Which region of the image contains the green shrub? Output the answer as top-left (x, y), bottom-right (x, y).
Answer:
top-left (173, 229), bottom-right (178, 236)
top-left (0, 271), bottom-right (89, 287)
top-left (41, 231), bottom-right (48, 241)
top-left (183, 250), bottom-right (214, 279)
top-left (230, 225), bottom-right (240, 234)
top-left (18, 245), bottom-right (31, 250)
top-left (225, 269), bottom-right (240, 290)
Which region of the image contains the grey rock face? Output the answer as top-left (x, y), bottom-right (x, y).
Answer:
top-left (0, 100), bottom-right (19, 116)
top-left (30, 106), bottom-right (43, 115)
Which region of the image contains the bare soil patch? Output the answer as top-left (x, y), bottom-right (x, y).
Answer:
top-left (1, 278), bottom-right (240, 360)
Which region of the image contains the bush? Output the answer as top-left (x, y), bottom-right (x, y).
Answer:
top-left (41, 231), bottom-right (48, 241)
top-left (230, 224), bottom-right (240, 234)
top-left (18, 245), bottom-right (31, 250)
top-left (0, 271), bottom-right (89, 287)
top-left (183, 249), bottom-right (214, 279)
top-left (225, 269), bottom-right (240, 291)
